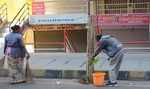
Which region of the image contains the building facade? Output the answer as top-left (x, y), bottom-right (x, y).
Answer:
top-left (29, 0), bottom-right (88, 52)
top-left (27, 0), bottom-right (150, 52)
top-left (93, 0), bottom-right (150, 48)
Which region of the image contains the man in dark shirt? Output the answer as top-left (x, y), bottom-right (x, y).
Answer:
top-left (4, 25), bottom-right (30, 84)
top-left (92, 34), bottom-right (124, 86)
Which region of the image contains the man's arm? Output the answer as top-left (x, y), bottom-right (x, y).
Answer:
top-left (19, 35), bottom-right (30, 59)
top-left (24, 47), bottom-right (30, 59)
top-left (22, 41), bottom-right (30, 60)
top-left (92, 40), bottom-right (106, 58)
top-left (92, 46), bottom-right (102, 58)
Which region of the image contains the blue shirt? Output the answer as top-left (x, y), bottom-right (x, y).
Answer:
top-left (98, 35), bottom-right (123, 57)
top-left (4, 32), bottom-right (26, 58)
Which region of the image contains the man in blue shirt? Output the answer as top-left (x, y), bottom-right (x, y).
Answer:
top-left (4, 25), bottom-right (30, 84)
top-left (92, 34), bottom-right (124, 86)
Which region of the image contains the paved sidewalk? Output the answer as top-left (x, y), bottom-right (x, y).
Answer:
top-left (0, 78), bottom-right (150, 89)
top-left (28, 52), bottom-right (150, 71)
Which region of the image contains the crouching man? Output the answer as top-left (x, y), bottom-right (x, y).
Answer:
top-left (92, 34), bottom-right (124, 86)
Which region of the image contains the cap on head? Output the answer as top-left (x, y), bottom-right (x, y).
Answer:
top-left (96, 34), bottom-right (102, 41)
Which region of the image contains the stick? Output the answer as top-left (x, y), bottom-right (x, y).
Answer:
top-left (0, 56), bottom-right (5, 68)
top-left (25, 59), bottom-right (33, 83)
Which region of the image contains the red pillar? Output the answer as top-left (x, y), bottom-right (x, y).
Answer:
top-left (64, 30), bottom-right (67, 52)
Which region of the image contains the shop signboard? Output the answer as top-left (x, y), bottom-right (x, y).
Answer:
top-left (32, 1), bottom-right (45, 15)
top-left (29, 14), bottom-right (88, 24)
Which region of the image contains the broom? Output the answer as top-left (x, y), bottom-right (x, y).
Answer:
top-left (0, 56), bottom-right (5, 68)
top-left (25, 58), bottom-right (33, 83)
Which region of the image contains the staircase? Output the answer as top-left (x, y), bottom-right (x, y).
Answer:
top-left (0, 3), bottom-right (7, 26)
top-left (9, 3), bottom-right (30, 30)
top-left (0, 3), bottom-right (8, 36)
top-left (0, 2), bottom-right (30, 37)
top-left (0, 3), bottom-right (8, 56)
top-left (0, 3), bottom-right (30, 56)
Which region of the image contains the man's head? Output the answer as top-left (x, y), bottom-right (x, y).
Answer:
top-left (11, 25), bottom-right (21, 33)
top-left (96, 34), bottom-right (102, 41)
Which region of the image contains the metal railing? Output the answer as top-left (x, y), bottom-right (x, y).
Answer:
top-left (9, 3), bottom-right (30, 28)
top-left (64, 30), bottom-right (78, 52)
top-left (0, 3), bottom-right (7, 25)
top-left (93, 1), bottom-right (150, 48)
top-left (96, 2), bottom-right (150, 14)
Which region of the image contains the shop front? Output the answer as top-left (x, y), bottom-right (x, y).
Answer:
top-left (29, 14), bottom-right (88, 52)
top-left (94, 14), bottom-right (150, 48)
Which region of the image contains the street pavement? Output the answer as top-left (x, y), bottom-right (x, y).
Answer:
top-left (0, 78), bottom-right (150, 89)
top-left (0, 45), bottom-right (150, 71)
top-left (29, 52), bottom-right (150, 71)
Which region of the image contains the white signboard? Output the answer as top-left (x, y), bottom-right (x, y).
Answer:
top-left (29, 14), bottom-right (88, 24)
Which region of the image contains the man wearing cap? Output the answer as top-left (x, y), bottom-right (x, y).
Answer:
top-left (92, 34), bottom-right (124, 86)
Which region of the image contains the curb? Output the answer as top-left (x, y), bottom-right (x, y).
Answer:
top-left (0, 69), bottom-right (150, 80)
